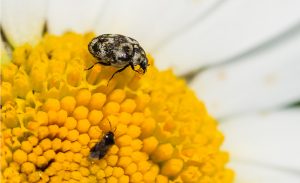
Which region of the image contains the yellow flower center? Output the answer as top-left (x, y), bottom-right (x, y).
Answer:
top-left (1, 32), bottom-right (234, 183)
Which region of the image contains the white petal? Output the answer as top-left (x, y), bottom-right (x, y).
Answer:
top-left (154, 0), bottom-right (300, 75)
top-left (1, 0), bottom-right (47, 47)
top-left (47, 0), bottom-right (106, 34)
top-left (95, 0), bottom-right (221, 52)
top-left (190, 28), bottom-right (300, 118)
top-left (220, 108), bottom-right (300, 171)
top-left (230, 161), bottom-right (300, 183)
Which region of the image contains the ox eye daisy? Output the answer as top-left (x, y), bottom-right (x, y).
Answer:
top-left (1, 33), bottom-right (234, 182)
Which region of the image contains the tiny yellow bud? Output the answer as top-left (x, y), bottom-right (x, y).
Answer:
top-left (57, 109), bottom-right (68, 126)
top-left (76, 89), bottom-right (91, 106)
top-left (71, 171), bottom-right (82, 180)
top-left (109, 89), bottom-right (126, 103)
top-left (27, 121), bottom-right (40, 131)
top-left (52, 138), bottom-right (62, 151)
top-left (118, 146), bottom-right (133, 157)
top-left (21, 162), bottom-right (36, 174)
top-left (76, 119), bottom-right (91, 133)
top-left (64, 117), bottom-right (77, 130)
top-left (73, 153), bottom-right (83, 163)
top-left (107, 176), bottom-right (118, 183)
top-left (88, 126), bottom-right (102, 139)
top-left (152, 143), bottom-right (174, 162)
top-left (96, 170), bottom-right (105, 179)
top-left (161, 158), bottom-right (184, 177)
top-left (117, 156), bottom-right (132, 168)
top-left (13, 149), bottom-right (27, 164)
top-left (103, 102), bottom-right (120, 115)
top-left (79, 167), bottom-right (90, 176)
top-left (28, 171), bottom-right (40, 182)
top-left (125, 162), bottom-right (137, 175)
top-left (67, 129), bottom-right (79, 141)
top-left (126, 125), bottom-right (141, 138)
top-left (36, 156), bottom-right (48, 167)
top-left (89, 93), bottom-right (106, 110)
top-left (64, 151), bottom-right (74, 162)
top-left (40, 138), bottom-right (52, 151)
top-left (138, 160), bottom-right (151, 173)
top-left (61, 140), bottom-right (72, 152)
top-left (180, 166), bottom-right (201, 182)
top-left (44, 98), bottom-right (60, 111)
top-left (55, 152), bottom-right (65, 162)
top-left (61, 96), bottom-right (76, 114)
top-left (27, 153), bottom-right (37, 164)
top-left (107, 155), bottom-right (118, 166)
top-left (43, 150), bottom-right (56, 160)
top-left (140, 118), bottom-right (156, 138)
top-left (116, 135), bottom-right (132, 146)
top-left (131, 112), bottom-right (144, 125)
top-left (131, 139), bottom-right (143, 151)
top-left (28, 136), bottom-right (38, 146)
top-left (78, 133), bottom-right (90, 146)
top-left (112, 167), bottom-right (124, 178)
top-left (119, 175), bottom-right (129, 183)
top-left (38, 126), bottom-right (49, 139)
top-left (36, 111), bottom-right (48, 125)
top-left (71, 141), bottom-right (82, 152)
top-left (156, 175), bottom-right (168, 183)
top-left (88, 110), bottom-right (103, 125)
top-left (58, 127), bottom-right (69, 139)
top-left (142, 136), bottom-right (159, 154)
top-left (48, 124), bottom-right (59, 137)
top-left (104, 166), bottom-right (113, 177)
top-left (73, 106), bottom-right (89, 120)
top-left (120, 99), bottom-right (136, 113)
top-left (21, 141), bottom-right (33, 153)
top-left (32, 145), bottom-right (43, 155)
top-left (131, 151), bottom-right (148, 162)
top-left (48, 110), bottom-right (58, 125)
top-left (119, 112), bottom-right (131, 125)
top-left (70, 163), bottom-right (79, 171)
top-left (130, 172), bottom-right (143, 182)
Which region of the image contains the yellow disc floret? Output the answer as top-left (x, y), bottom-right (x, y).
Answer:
top-left (1, 32), bottom-right (233, 182)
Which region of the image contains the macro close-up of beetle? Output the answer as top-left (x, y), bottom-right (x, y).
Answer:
top-left (87, 34), bottom-right (149, 81)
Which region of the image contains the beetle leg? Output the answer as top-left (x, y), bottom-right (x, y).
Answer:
top-left (85, 61), bottom-right (111, 70)
top-left (107, 64), bottom-right (131, 85)
top-left (129, 62), bottom-right (141, 73)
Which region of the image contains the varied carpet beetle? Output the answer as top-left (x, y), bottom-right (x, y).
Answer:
top-left (87, 34), bottom-right (148, 81)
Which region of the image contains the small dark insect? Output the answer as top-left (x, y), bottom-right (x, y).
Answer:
top-left (89, 120), bottom-right (116, 159)
top-left (87, 34), bottom-right (149, 82)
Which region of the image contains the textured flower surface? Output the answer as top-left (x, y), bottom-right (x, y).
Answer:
top-left (1, 33), bottom-right (233, 182)
top-left (1, 0), bottom-right (300, 183)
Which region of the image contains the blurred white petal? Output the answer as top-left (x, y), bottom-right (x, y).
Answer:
top-left (220, 108), bottom-right (300, 171)
top-left (47, 0), bottom-right (106, 34)
top-left (154, 0), bottom-right (300, 75)
top-left (1, 0), bottom-right (47, 47)
top-left (230, 161), bottom-right (300, 183)
top-left (190, 28), bottom-right (300, 118)
top-left (95, 0), bottom-right (221, 52)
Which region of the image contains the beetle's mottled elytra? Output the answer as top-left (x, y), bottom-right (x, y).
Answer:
top-left (87, 34), bottom-right (149, 82)
top-left (89, 120), bottom-right (116, 160)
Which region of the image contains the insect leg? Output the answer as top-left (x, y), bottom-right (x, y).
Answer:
top-left (85, 61), bottom-right (111, 70)
top-left (107, 64), bottom-right (131, 84)
top-left (130, 62), bottom-right (141, 73)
